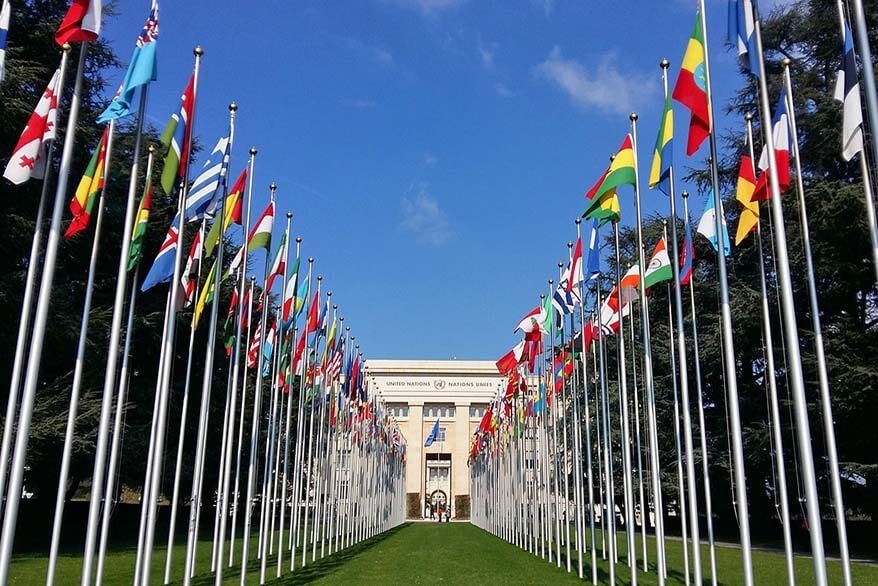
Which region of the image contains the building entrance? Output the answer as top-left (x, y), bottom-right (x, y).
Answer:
top-left (425, 453), bottom-right (451, 518)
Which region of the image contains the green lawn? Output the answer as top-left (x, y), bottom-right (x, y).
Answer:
top-left (8, 522), bottom-right (878, 584)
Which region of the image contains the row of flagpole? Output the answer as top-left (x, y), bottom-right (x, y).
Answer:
top-left (469, 0), bottom-right (875, 584)
top-left (0, 1), bottom-right (407, 583)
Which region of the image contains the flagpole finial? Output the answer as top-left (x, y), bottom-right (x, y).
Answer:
top-left (660, 58), bottom-right (669, 69)
top-left (782, 57), bottom-right (791, 67)
top-left (249, 147), bottom-right (257, 156)
top-left (682, 190), bottom-right (689, 199)
top-left (630, 112), bottom-right (638, 122)
top-left (308, 257), bottom-right (314, 263)
top-left (296, 236), bottom-right (302, 243)
top-left (540, 293), bottom-right (545, 299)
top-left (194, 45), bottom-right (204, 57)
top-left (327, 291), bottom-right (332, 297)
top-left (548, 279), bottom-right (553, 285)
top-left (745, 112), bottom-right (753, 122)
top-left (318, 275), bottom-right (323, 282)
top-left (558, 262), bottom-right (563, 269)
top-left (346, 326), bottom-right (350, 332)
top-left (229, 102), bottom-right (238, 112)
top-left (575, 218), bottom-right (581, 225)
top-left (62, 43), bottom-right (72, 53)
top-left (250, 275), bottom-right (256, 281)
top-left (567, 242), bottom-right (573, 249)
top-left (286, 212), bottom-right (292, 219)
top-left (333, 304), bottom-right (338, 310)
top-left (269, 183), bottom-right (277, 194)
top-left (148, 144), bottom-right (156, 154)
top-left (663, 218), bottom-right (668, 228)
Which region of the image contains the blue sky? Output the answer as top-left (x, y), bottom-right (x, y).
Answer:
top-left (99, 0), bottom-right (784, 360)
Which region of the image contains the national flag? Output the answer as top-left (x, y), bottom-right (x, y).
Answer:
top-left (552, 269), bottom-right (580, 316)
top-left (247, 322), bottom-right (262, 369)
top-left (192, 260), bottom-right (216, 328)
top-left (541, 293), bottom-right (561, 333)
top-left (835, 23), bottom-right (864, 162)
top-left (586, 220), bottom-right (600, 279)
top-left (223, 288), bottom-right (239, 357)
top-left (292, 328), bottom-right (307, 375)
top-left (643, 237), bottom-right (673, 289)
top-left (64, 127), bottom-right (109, 238)
top-left (240, 286), bottom-right (251, 331)
top-left (680, 218), bottom-right (695, 286)
top-left (585, 135), bottom-right (636, 203)
top-left (281, 256), bottom-right (301, 326)
top-left (3, 67), bottom-right (61, 184)
top-left (608, 265), bottom-right (641, 309)
top-left (734, 154), bottom-right (759, 245)
top-left (126, 178), bottom-right (153, 271)
top-left (424, 419), bottom-right (440, 447)
top-left (752, 86), bottom-right (791, 201)
top-left (514, 306), bottom-right (544, 334)
top-left (649, 96), bottom-right (674, 195)
top-left (97, 2), bottom-right (158, 123)
top-left (228, 200), bottom-right (275, 273)
top-left (204, 168), bottom-right (246, 256)
top-left (262, 319), bottom-right (277, 377)
top-left (496, 340), bottom-right (526, 376)
top-left (55, 0), bottom-right (101, 45)
top-left (728, 0), bottom-right (759, 75)
top-left (159, 73), bottom-right (195, 194)
top-left (179, 228), bottom-right (203, 307)
top-left (141, 213), bottom-right (179, 291)
top-left (0, 1), bottom-right (11, 83)
top-left (305, 291), bottom-right (320, 334)
top-left (673, 11), bottom-right (711, 156)
top-left (264, 231), bottom-right (288, 293)
top-left (186, 133), bottom-right (230, 221)
top-left (584, 189), bottom-right (621, 225)
top-left (697, 192), bottom-right (731, 257)
top-left (567, 236), bottom-right (583, 292)
top-left (600, 293), bottom-right (631, 335)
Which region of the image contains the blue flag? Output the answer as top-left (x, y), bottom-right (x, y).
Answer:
top-left (98, 3), bottom-right (159, 123)
top-left (696, 192), bottom-right (731, 257)
top-left (141, 213), bottom-right (179, 292)
top-left (424, 419), bottom-right (440, 447)
top-left (586, 219), bottom-right (600, 279)
top-left (728, 0), bottom-right (759, 77)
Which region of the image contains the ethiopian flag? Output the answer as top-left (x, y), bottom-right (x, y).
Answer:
top-left (649, 96), bottom-right (674, 195)
top-left (204, 168), bottom-right (247, 256)
top-left (673, 11), bottom-right (711, 156)
top-left (734, 154), bottom-right (759, 245)
top-left (127, 179), bottom-right (153, 271)
top-left (65, 127), bottom-right (109, 239)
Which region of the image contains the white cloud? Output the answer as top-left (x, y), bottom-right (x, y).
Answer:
top-left (494, 82), bottom-right (514, 98)
top-left (384, 0), bottom-right (465, 14)
top-left (534, 47), bottom-right (656, 115)
top-left (400, 188), bottom-right (452, 246)
top-left (478, 40), bottom-right (496, 70)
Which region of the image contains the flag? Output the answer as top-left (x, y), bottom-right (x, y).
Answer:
top-left (64, 127), bottom-right (109, 239)
top-left (734, 155), bottom-right (759, 245)
top-left (262, 320), bottom-right (277, 377)
top-left (643, 237), bottom-right (673, 289)
top-left (585, 135), bottom-right (636, 203)
top-left (179, 229), bottom-right (203, 307)
top-left (424, 419), bottom-right (440, 447)
top-left (728, 0), bottom-right (759, 75)
top-left (204, 168), bottom-right (246, 256)
top-left (649, 96), bottom-right (674, 195)
top-left (247, 322), bottom-right (262, 369)
top-left (55, 0), bottom-right (101, 45)
top-left (0, 1), bottom-right (10, 83)
top-left (496, 340), bottom-right (526, 375)
top-left (3, 67), bottom-right (61, 184)
top-left (835, 24), bottom-right (864, 162)
top-left (753, 86), bottom-right (791, 201)
top-left (680, 218), bottom-right (695, 286)
top-left (305, 292), bottom-right (320, 335)
top-left (281, 256), bottom-right (301, 325)
top-left (97, 2), bottom-right (158, 123)
top-left (673, 11), bottom-right (711, 156)
top-left (126, 179), bottom-right (153, 271)
top-left (567, 236), bottom-right (583, 292)
top-left (193, 260), bottom-right (217, 329)
top-left (186, 134), bottom-right (230, 221)
top-left (586, 220), bottom-right (600, 279)
top-left (541, 293), bottom-right (561, 333)
top-left (697, 192), bottom-right (731, 257)
top-left (265, 231), bottom-right (287, 292)
top-left (608, 265), bottom-right (641, 309)
top-left (584, 190), bottom-right (621, 225)
top-left (159, 73), bottom-right (195, 194)
top-left (228, 200), bottom-right (275, 273)
top-left (223, 288), bottom-right (239, 357)
top-left (514, 306), bottom-right (544, 334)
top-left (141, 213), bottom-right (179, 291)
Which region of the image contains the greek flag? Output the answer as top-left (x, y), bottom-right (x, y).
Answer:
top-left (185, 133), bottom-right (230, 221)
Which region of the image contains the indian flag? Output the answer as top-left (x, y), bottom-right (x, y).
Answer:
top-left (65, 127), bottom-right (109, 239)
top-left (643, 237), bottom-right (673, 289)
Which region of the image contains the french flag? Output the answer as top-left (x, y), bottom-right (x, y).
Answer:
top-left (752, 86), bottom-right (791, 202)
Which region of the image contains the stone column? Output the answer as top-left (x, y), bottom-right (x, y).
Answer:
top-left (452, 401), bottom-right (470, 519)
top-left (407, 402), bottom-right (424, 519)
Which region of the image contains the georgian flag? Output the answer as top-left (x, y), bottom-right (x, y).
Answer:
top-left (4, 68), bottom-right (61, 184)
top-left (55, 0), bottom-right (101, 46)
top-left (753, 86), bottom-right (791, 201)
top-left (835, 24), bottom-right (864, 162)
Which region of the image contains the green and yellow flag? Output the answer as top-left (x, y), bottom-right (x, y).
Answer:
top-left (193, 260), bottom-right (217, 329)
top-left (584, 189), bottom-right (621, 226)
top-left (204, 168), bottom-right (247, 256)
top-left (584, 134), bottom-right (636, 218)
top-left (127, 180), bottom-right (153, 271)
top-left (649, 97), bottom-right (674, 195)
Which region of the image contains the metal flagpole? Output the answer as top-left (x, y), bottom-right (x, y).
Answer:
top-left (47, 119), bottom-right (118, 584)
top-left (782, 59), bottom-right (852, 585)
top-left (566, 242), bottom-right (586, 580)
top-left (555, 263), bottom-right (572, 573)
top-left (140, 48), bottom-right (206, 585)
top-left (547, 281), bottom-right (562, 569)
top-left (595, 279), bottom-right (616, 580)
top-left (164, 218), bottom-right (208, 584)
top-left (0, 46), bottom-right (70, 514)
top-left (750, 6), bottom-right (826, 583)
top-left (626, 274), bottom-right (648, 572)
top-left (213, 152), bottom-right (259, 585)
top-left (184, 101), bottom-right (240, 585)
top-left (0, 40), bottom-right (85, 585)
top-left (299, 276), bottom-right (323, 570)
top-left (741, 118), bottom-right (795, 583)
top-left (612, 222), bottom-right (637, 583)
top-left (574, 220), bottom-right (598, 584)
top-left (849, 0), bottom-right (878, 187)
top-left (699, 4), bottom-right (755, 582)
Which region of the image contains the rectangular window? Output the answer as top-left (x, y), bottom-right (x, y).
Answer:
top-left (437, 427), bottom-right (446, 442)
top-left (447, 406), bottom-right (455, 417)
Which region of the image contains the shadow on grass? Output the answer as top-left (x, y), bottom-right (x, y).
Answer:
top-left (188, 524), bottom-right (410, 585)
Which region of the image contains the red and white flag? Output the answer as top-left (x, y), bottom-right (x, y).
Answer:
top-left (753, 86), bottom-right (791, 202)
top-left (566, 236), bottom-right (583, 293)
top-left (4, 68), bottom-right (61, 185)
top-left (55, 0), bottom-right (102, 46)
top-left (179, 229), bottom-right (203, 308)
top-left (247, 322), bottom-right (262, 369)
top-left (496, 340), bottom-right (526, 376)
top-left (514, 306), bottom-right (543, 334)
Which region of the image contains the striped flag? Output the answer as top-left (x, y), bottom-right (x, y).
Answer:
top-left (247, 321), bottom-right (262, 369)
top-left (186, 133), bottom-right (230, 221)
top-left (734, 154), bottom-right (759, 245)
top-left (193, 259), bottom-right (216, 328)
top-left (179, 228), bottom-right (203, 307)
top-left (159, 73), bottom-right (195, 194)
top-left (752, 86), bottom-right (791, 201)
top-left (204, 168), bottom-right (246, 256)
top-left (64, 127), bottom-right (109, 239)
top-left (264, 230), bottom-right (287, 292)
top-left (728, 0), bottom-right (759, 76)
top-left (3, 67), bottom-right (61, 184)
top-left (0, 0), bottom-right (10, 83)
top-left (649, 96), bottom-right (674, 195)
top-left (680, 216), bottom-right (695, 285)
top-left (673, 10), bottom-right (711, 156)
top-left (697, 192), bottom-right (731, 257)
top-left (126, 178), bottom-right (153, 271)
top-left (281, 256), bottom-right (301, 326)
top-left (586, 220), bottom-right (600, 279)
top-left (227, 200), bottom-right (276, 274)
top-left (141, 213), bottom-right (179, 291)
top-left (835, 23), bottom-right (864, 162)
top-left (55, 0), bottom-right (101, 46)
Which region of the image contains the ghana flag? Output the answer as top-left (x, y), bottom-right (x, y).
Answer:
top-left (673, 11), bottom-right (711, 156)
top-left (65, 127), bottom-right (109, 239)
